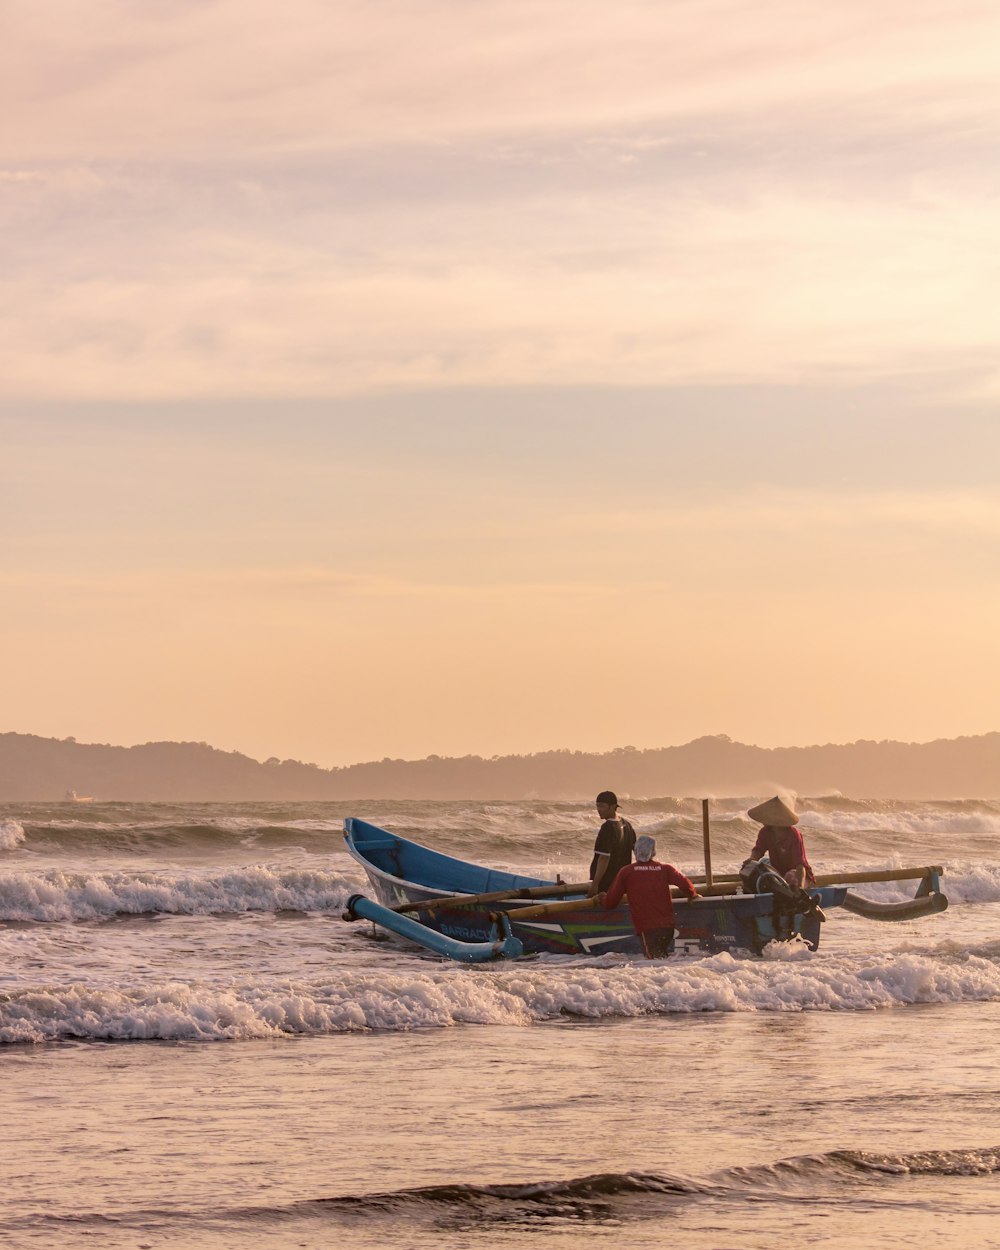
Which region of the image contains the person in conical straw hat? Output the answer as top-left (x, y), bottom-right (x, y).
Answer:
top-left (746, 795), bottom-right (814, 889)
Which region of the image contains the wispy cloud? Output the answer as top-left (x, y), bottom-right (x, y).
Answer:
top-left (2, 183), bottom-right (997, 399)
top-left (2, 1), bottom-right (998, 400)
top-left (557, 489), bottom-right (1000, 539)
top-left (5, 1), bottom-right (999, 156)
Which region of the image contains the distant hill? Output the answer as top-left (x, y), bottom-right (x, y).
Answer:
top-left (1, 731), bottom-right (999, 800)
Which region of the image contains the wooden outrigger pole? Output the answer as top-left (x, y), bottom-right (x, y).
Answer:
top-left (393, 880), bottom-right (592, 914)
top-left (510, 864), bottom-right (947, 921)
top-left (702, 798), bottom-right (713, 888)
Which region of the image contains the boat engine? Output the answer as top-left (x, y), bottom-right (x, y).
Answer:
top-left (740, 857), bottom-right (793, 899)
top-left (739, 858), bottom-right (826, 944)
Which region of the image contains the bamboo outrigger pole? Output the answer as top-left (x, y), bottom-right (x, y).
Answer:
top-left (811, 866), bottom-right (943, 887)
top-left (509, 866), bottom-right (946, 920)
top-left (393, 880), bottom-right (592, 914)
top-left (702, 798), bottom-right (713, 888)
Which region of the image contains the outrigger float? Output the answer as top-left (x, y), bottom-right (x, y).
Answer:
top-left (341, 808), bottom-right (948, 963)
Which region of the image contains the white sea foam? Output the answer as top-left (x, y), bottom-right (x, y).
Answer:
top-left (943, 863), bottom-right (1000, 904)
top-left (798, 805), bottom-right (1000, 838)
top-left (0, 820), bottom-right (26, 851)
top-left (2, 945), bottom-right (1000, 1043)
top-left (834, 862), bottom-right (1000, 905)
top-left (0, 866), bottom-right (360, 922)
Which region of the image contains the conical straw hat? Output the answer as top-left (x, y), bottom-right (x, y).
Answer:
top-left (747, 795), bottom-right (799, 826)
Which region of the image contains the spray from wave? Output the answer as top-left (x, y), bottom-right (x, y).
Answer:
top-left (0, 820), bottom-right (26, 851)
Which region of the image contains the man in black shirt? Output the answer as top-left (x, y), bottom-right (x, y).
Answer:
top-left (588, 790), bottom-right (636, 894)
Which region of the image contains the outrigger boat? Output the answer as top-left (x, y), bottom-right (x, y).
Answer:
top-left (341, 814), bottom-right (948, 962)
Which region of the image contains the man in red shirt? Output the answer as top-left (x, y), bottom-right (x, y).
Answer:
top-left (597, 835), bottom-right (698, 958)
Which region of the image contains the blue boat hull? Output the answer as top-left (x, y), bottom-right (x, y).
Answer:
top-left (343, 819), bottom-right (847, 956)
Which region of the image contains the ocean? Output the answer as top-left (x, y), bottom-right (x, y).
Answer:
top-left (2, 796), bottom-right (999, 1249)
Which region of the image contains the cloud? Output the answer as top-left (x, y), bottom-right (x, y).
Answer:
top-left (559, 489), bottom-right (1000, 539)
top-left (2, 180), bottom-right (997, 399)
top-left (2, 1), bottom-right (998, 401)
top-left (4, 1), bottom-right (999, 158)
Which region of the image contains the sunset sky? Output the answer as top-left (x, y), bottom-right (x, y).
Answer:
top-left (3, 1), bottom-right (999, 766)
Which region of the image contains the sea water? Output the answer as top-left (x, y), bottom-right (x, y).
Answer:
top-left (1, 797), bottom-right (999, 1249)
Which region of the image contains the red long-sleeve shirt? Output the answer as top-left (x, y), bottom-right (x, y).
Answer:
top-left (750, 825), bottom-right (814, 882)
top-left (602, 860), bottom-right (697, 933)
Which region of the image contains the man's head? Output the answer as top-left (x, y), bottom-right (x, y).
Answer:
top-left (635, 835), bottom-right (656, 862)
top-left (595, 790), bottom-right (618, 820)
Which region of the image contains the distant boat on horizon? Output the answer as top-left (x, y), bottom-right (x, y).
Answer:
top-left (65, 789), bottom-right (95, 803)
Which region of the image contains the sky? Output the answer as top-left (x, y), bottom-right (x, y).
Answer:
top-left (3, 0), bottom-right (1000, 767)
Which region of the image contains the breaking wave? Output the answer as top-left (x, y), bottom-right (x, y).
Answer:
top-left (3, 945), bottom-right (1000, 1042)
top-left (7, 1146), bottom-right (997, 1235)
top-left (0, 860), bottom-right (996, 924)
top-left (316, 1143), bottom-right (1000, 1215)
top-left (4, 796), bottom-right (1000, 862)
top-left (0, 819), bottom-right (26, 851)
top-left (0, 865), bottom-right (358, 922)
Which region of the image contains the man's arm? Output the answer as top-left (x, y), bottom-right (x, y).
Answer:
top-left (589, 853), bottom-right (610, 895)
top-left (588, 820), bottom-right (616, 894)
top-left (666, 865), bottom-right (699, 900)
top-left (786, 827), bottom-right (808, 869)
top-left (781, 829), bottom-right (809, 888)
top-left (601, 865), bottom-right (629, 910)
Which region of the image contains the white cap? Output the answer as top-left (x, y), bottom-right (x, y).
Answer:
top-left (635, 835), bottom-right (656, 862)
